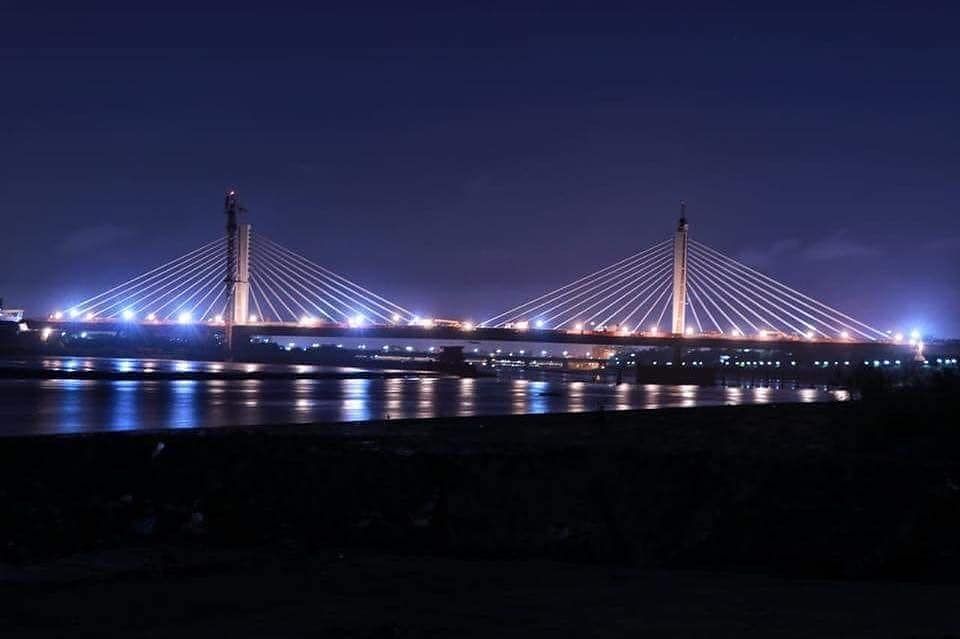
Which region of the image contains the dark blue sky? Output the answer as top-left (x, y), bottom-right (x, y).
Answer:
top-left (2, 2), bottom-right (958, 335)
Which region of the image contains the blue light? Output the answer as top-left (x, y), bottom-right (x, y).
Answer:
top-left (178, 311), bottom-right (193, 324)
top-left (122, 308), bottom-right (135, 321)
top-left (535, 319), bottom-right (545, 328)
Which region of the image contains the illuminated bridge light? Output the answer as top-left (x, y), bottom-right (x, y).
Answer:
top-left (178, 311), bottom-right (193, 324)
top-left (85, 312), bottom-right (95, 321)
top-left (69, 308), bottom-right (81, 319)
top-left (893, 332), bottom-right (904, 343)
top-left (462, 321), bottom-right (474, 331)
top-left (248, 314), bottom-right (258, 323)
top-left (122, 309), bottom-right (135, 321)
top-left (146, 312), bottom-right (157, 322)
top-left (535, 319), bottom-right (545, 329)
top-left (53, 311), bottom-right (64, 320)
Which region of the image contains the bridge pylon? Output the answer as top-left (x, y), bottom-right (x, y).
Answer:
top-left (223, 190), bottom-right (249, 352)
top-left (671, 201), bottom-right (689, 336)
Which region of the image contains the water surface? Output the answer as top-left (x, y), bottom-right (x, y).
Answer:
top-left (0, 357), bottom-right (850, 436)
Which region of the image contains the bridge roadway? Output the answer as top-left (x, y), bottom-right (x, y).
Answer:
top-left (31, 319), bottom-right (915, 359)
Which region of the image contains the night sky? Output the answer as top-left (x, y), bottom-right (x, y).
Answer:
top-left (2, 3), bottom-right (958, 336)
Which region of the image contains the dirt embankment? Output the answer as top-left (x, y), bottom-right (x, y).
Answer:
top-left (1, 389), bottom-right (959, 581)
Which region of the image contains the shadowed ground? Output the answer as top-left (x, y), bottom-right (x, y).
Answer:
top-left (2, 379), bottom-right (959, 636)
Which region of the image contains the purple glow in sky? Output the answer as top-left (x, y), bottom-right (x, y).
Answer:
top-left (1, 4), bottom-right (957, 336)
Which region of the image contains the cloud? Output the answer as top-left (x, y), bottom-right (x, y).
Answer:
top-left (803, 234), bottom-right (880, 261)
top-left (923, 234), bottom-right (960, 251)
top-left (735, 232), bottom-right (879, 267)
top-left (59, 224), bottom-right (136, 255)
top-left (736, 239), bottom-right (801, 268)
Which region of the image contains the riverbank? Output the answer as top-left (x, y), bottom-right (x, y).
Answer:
top-left (1, 384), bottom-right (958, 573)
top-left (2, 382), bottom-right (959, 635)
top-left (6, 548), bottom-right (960, 637)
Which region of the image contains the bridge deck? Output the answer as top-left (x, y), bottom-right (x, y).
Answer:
top-left (31, 319), bottom-right (915, 357)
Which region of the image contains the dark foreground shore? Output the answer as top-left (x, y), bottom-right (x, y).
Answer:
top-left (2, 383), bottom-right (960, 636)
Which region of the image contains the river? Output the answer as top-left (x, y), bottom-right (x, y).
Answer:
top-left (0, 357), bottom-right (849, 436)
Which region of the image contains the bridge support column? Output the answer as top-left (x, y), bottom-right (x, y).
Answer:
top-left (233, 223), bottom-right (250, 327)
top-left (671, 202), bottom-right (689, 336)
top-left (223, 190), bottom-right (246, 354)
top-left (672, 341), bottom-right (684, 367)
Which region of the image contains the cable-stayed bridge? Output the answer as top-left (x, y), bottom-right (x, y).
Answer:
top-left (482, 207), bottom-right (887, 343)
top-left (34, 193), bottom-right (916, 358)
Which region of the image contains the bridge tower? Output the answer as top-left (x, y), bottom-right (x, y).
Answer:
top-left (223, 190), bottom-right (250, 351)
top-left (671, 201), bottom-right (689, 336)
top-left (234, 222), bottom-right (251, 326)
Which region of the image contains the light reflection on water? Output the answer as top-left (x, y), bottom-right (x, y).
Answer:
top-left (2, 358), bottom-right (851, 436)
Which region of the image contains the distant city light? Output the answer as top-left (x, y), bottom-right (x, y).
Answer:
top-left (758, 329), bottom-right (768, 338)
top-left (391, 313), bottom-right (401, 323)
top-left (893, 332), bottom-right (904, 343)
top-left (40, 327), bottom-right (53, 341)
top-left (462, 321), bottom-right (474, 331)
top-left (122, 309), bottom-right (135, 321)
top-left (178, 311), bottom-right (193, 324)
top-left (839, 330), bottom-right (850, 340)
top-left (805, 330), bottom-right (814, 340)
top-left (299, 315), bottom-right (315, 326)
top-left (535, 319), bottom-right (545, 329)
top-left (349, 314), bottom-right (366, 328)
top-left (53, 311), bottom-right (63, 320)
top-left (410, 317), bottom-right (434, 328)
top-left (515, 320), bottom-right (529, 331)
top-left (574, 323), bottom-right (583, 332)
top-left (685, 326), bottom-right (694, 336)
top-left (69, 308), bottom-right (80, 319)
top-left (248, 314), bottom-right (258, 323)
top-left (214, 314), bottom-right (224, 324)
top-left (85, 312), bottom-right (95, 321)
top-left (649, 326), bottom-right (659, 335)
top-left (146, 312), bottom-right (157, 322)
top-left (910, 328), bottom-right (921, 340)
